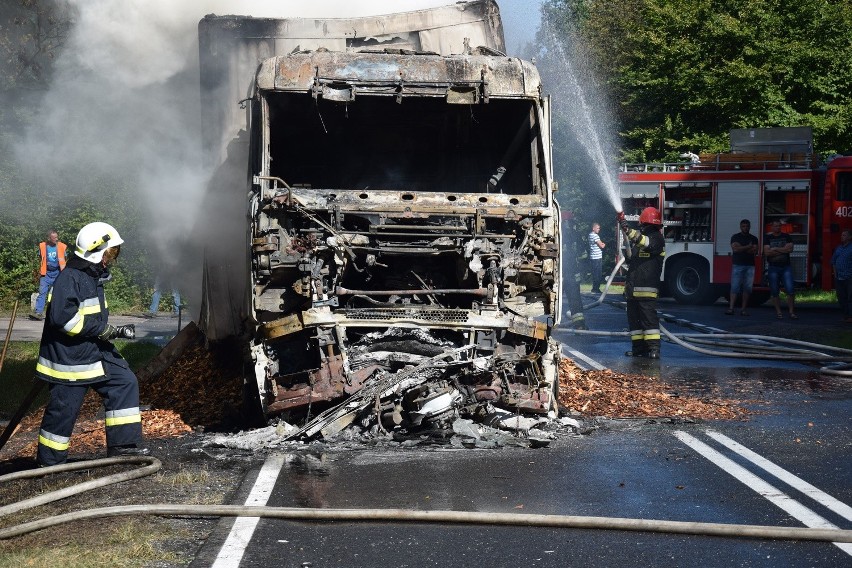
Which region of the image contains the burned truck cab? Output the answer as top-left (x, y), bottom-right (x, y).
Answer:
top-left (246, 49), bottom-right (562, 434)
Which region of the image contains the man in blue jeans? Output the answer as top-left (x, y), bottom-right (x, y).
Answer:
top-left (763, 220), bottom-right (797, 319)
top-left (831, 229), bottom-right (852, 323)
top-left (32, 229), bottom-right (68, 320)
top-left (148, 275), bottom-right (181, 317)
top-left (727, 219), bottom-right (758, 315)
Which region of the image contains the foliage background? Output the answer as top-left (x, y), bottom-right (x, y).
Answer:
top-left (526, 0), bottom-right (852, 272)
top-left (0, 132), bottom-right (158, 312)
top-left (0, 0), bottom-right (176, 313)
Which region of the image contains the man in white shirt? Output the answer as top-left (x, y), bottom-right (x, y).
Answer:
top-left (588, 222), bottom-right (605, 293)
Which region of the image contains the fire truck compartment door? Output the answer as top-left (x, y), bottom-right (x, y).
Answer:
top-left (714, 182), bottom-right (761, 255)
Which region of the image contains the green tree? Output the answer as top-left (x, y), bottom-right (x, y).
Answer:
top-left (0, 0), bottom-right (73, 88)
top-left (0, 153), bottom-right (152, 312)
top-left (543, 0), bottom-right (852, 160)
top-left (0, 0), bottom-right (74, 130)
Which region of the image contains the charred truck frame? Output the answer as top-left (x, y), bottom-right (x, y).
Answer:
top-left (198, 1), bottom-right (562, 437)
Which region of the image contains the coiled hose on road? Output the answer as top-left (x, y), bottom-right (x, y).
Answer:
top-left (1, 457), bottom-right (851, 544)
top-left (569, 257), bottom-right (852, 377)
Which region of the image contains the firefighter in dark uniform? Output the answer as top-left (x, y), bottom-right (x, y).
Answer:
top-left (36, 221), bottom-right (148, 466)
top-left (618, 207), bottom-right (665, 359)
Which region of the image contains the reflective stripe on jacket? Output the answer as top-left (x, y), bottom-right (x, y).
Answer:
top-left (36, 257), bottom-right (123, 385)
top-left (39, 241), bottom-right (67, 276)
top-left (625, 226), bottom-right (665, 299)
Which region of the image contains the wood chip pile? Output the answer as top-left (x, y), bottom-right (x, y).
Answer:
top-left (138, 341), bottom-right (245, 429)
top-left (557, 358), bottom-right (749, 420)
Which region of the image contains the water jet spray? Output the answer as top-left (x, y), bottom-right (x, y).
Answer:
top-left (540, 21), bottom-right (622, 213)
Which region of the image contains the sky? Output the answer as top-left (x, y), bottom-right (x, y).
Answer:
top-left (497, 0), bottom-right (544, 53)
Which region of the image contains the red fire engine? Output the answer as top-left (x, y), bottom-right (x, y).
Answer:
top-left (617, 127), bottom-right (852, 304)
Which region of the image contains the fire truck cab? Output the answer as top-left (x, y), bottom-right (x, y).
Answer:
top-left (617, 127), bottom-right (852, 304)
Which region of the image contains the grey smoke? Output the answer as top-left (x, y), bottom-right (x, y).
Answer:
top-left (11, 0), bottom-right (540, 312)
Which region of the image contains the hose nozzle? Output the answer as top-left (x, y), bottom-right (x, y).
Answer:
top-left (616, 211), bottom-right (625, 222)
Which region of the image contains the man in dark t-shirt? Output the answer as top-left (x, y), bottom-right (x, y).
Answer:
top-left (727, 219), bottom-right (758, 315)
top-left (764, 220), bottom-right (796, 318)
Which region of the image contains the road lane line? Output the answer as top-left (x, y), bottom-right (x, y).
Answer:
top-left (212, 453), bottom-right (287, 567)
top-left (704, 429), bottom-right (852, 522)
top-left (673, 431), bottom-right (852, 556)
top-left (560, 345), bottom-right (607, 370)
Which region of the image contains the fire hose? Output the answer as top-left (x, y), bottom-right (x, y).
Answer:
top-left (567, 242), bottom-right (852, 377)
top-left (1, 456), bottom-right (851, 544)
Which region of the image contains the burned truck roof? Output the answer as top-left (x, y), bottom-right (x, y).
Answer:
top-left (256, 51), bottom-right (542, 100)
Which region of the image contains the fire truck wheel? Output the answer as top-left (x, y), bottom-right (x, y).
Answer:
top-left (666, 257), bottom-right (714, 305)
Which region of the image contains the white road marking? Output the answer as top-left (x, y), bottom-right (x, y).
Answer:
top-left (673, 431), bottom-right (852, 556)
top-left (560, 346), bottom-right (607, 370)
top-left (212, 453), bottom-right (287, 567)
top-left (705, 429), bottom-right (852, 522)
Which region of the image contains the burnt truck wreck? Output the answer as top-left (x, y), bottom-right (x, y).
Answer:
top-left (198, 2), bottom-right (563, 439)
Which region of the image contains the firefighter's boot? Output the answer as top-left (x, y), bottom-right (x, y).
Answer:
top-left (625, 341), bottom-right (648, 357)
top-left (645, 338), bottom-right (661, 359)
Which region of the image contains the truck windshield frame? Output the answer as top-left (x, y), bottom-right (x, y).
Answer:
top-left (262, 92), bottom-right (545, 197)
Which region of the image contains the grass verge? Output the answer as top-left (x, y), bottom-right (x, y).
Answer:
top-left (0, 519), bottom-right (185, 568)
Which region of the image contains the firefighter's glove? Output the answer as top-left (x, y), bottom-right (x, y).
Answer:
top-left (618, 217), bottom-right (630, 235)
top-left (98, 324), bottom-right (135, 340)
top-left (116, 324), bottom-right (136, 339)
top-left (626, 228), bottom-right (641, 243)
top-left (99, 324), bottom-right (119, 340)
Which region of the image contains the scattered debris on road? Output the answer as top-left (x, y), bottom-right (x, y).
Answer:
top-left (1, 337), bottom-right (751, 462)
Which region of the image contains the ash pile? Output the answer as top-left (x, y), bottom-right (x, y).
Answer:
top-left (207, 409), bottom-right (583, 453)
top-left (208, 330), bottom-right (582, 451)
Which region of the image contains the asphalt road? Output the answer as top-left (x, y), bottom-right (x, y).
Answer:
top-left (558, 295), bottom-right (852, 378)
top-left (0, 312), bottom-right (190, 344)
top-left (193, 425), bottom-right (850, 568)
top-left (191, 295), bottom-right (852, 568)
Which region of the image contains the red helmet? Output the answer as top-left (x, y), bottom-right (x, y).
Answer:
top-left (639, 207), bottom-right (662, 225)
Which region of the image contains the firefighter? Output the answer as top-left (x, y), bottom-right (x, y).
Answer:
top-left (618, 208), bottom-right (665, 359)
top-left (36, 221), bottom-right (148, 466)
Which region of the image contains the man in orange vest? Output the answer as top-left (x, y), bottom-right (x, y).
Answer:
top-left (32, 229), bottom-right (68, 320)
